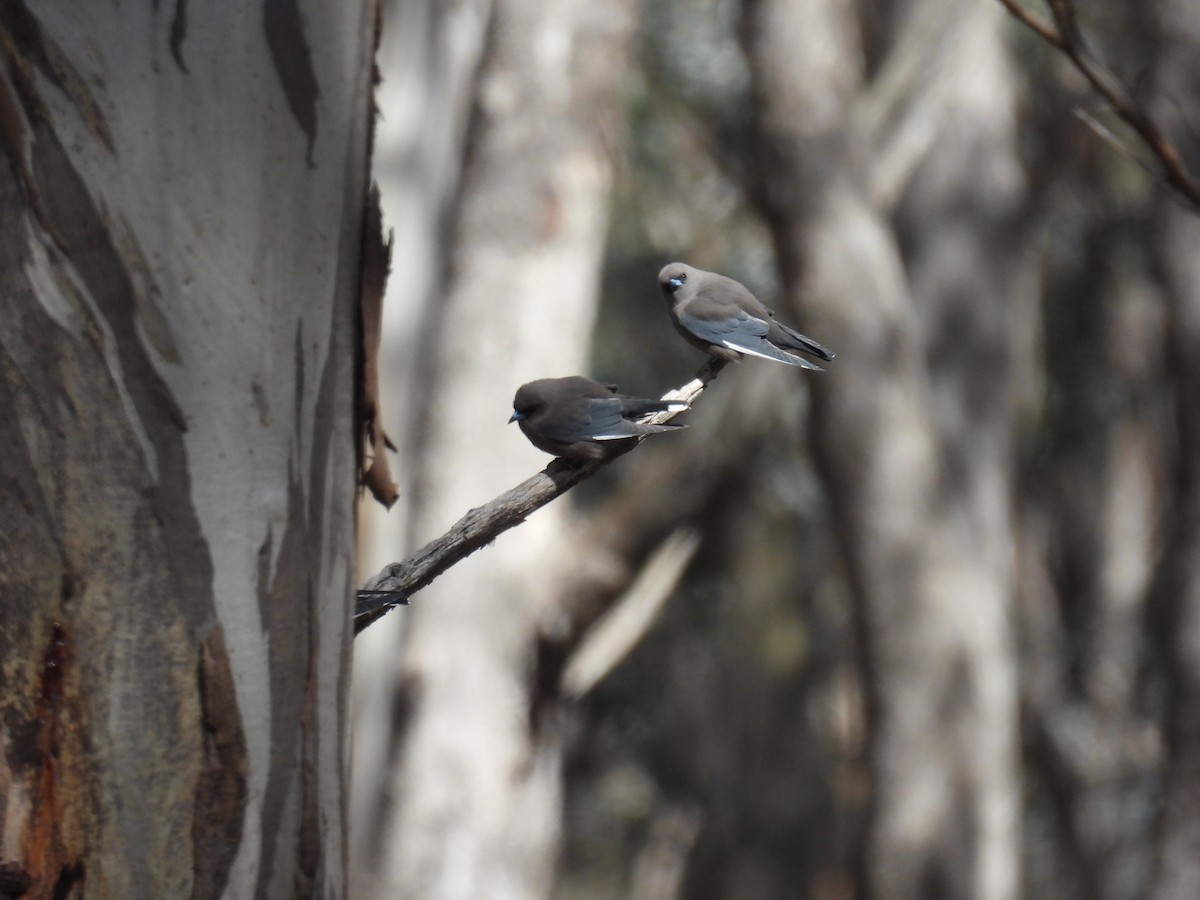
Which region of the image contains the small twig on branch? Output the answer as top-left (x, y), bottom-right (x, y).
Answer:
top-left (994, 0), bottom-right (1062, 47)
top-left (996, 0), bottom-right (1200, 211)
top-left (1072, 108), bottom-right (1161, 183)
top-left (353, 358), bottom-right (728, 634)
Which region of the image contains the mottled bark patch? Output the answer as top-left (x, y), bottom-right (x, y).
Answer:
top-left (0, 1), bottom-right (113, 151)
top-left (254, 314), bottom-right (349, 893)
top-left (0, 861), bottom-right (33, 896)
top-left (169, 0), bottom-right (190, 73)
top-left (1, 18), bottom-right (217, 893)
top-left (254, 489), bottom-right (312, 895)
top-left (262, 0), bottom-right (319, 166)
top-left (191, 626), bottom-right (248, 900)
top-left (7, 622), bottom-right (90, 899)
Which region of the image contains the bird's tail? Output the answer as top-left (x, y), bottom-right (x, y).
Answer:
top-left (774, 322), bottom-right (836, 361)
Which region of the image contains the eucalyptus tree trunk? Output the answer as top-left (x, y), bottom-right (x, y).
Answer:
top-left (0, 3), bottom-right (376, 896)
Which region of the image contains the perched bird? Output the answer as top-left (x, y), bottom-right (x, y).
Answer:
top-left (658, 263), bottom-right (835, 369)
top-left (509, 376), bottom-right (687, 461)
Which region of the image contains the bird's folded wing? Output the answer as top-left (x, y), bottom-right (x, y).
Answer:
top-left (681, 309), bottom-right (823, 370)
top-left (582, 398), bottom-right (685, 440)
top-left (678, 308), bottom-right (769, 343)
top-left (534, 398), bottom-right (630, 442)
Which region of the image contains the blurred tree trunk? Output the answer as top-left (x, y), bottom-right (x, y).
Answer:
top-left (1149, 194), bottom-right (1200, 899)
top-left (997, 3), bottom-right (1198, 897)
top-left (1146, 2), bottom-right (1200, 895)
top-left (741, 0), bottom-right (1027, 896)
top-left (1013, 130), bottom-right (1170, 900)
top-left (350, 0), bottom-right (492, 852)
top-left (0, 2), bottom-right (375, 896)
top-left (355, 0), bottom-right (637, 896)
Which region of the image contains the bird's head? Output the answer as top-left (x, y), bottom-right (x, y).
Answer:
top-left (509, 384), bottom-right (542, 423)
top-left (658, 263), bottom-right (690, 295)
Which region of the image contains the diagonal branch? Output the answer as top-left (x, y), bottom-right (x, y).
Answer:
top-left (353, 358), bottom-right (727, 634)
top-left (996, 0), bottom-right (1200, 211)
top-left (994, 0), bottom-right (1062, 47)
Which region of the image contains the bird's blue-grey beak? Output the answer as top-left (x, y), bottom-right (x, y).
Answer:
top-left (508, 410), bottom-right (523, 423)
top-left (668, 276), bottom-right (684, 290)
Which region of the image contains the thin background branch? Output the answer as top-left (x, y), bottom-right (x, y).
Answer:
top-left (561, 527), bottom-right (701, 698)
top-left (996, 0), bottom-right (1200, 210)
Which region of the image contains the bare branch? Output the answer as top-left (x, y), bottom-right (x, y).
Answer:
top-left (1072, 108), bottom-right (1161, 183)
top-left (994, 0), bottom-right (1062, 48)
top-left (353, 359), bottom-right (728, 633)
top-left (997, 0), bottom-right (1200, 210)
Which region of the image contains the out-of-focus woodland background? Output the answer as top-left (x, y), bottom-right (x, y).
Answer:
top-left (351, 0), bottom-right (1200, 897)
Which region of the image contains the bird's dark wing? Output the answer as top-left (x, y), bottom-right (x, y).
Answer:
top-left (527, 397), bottom-right (625, 443)
top-left (575, 398), bottom-right (684, 441)
top-left (579, 398), bottom-right (648, 440)
top-left (533, 393), bottom-right (683, 445)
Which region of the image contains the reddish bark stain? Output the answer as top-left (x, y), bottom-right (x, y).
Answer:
top-left (19, 622), bottom-right (85, 897)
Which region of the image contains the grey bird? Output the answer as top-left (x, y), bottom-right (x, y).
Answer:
top-left (509, 376), bottom-right (687, 461)
top-left (658, 263), bottom-right (835, 369)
